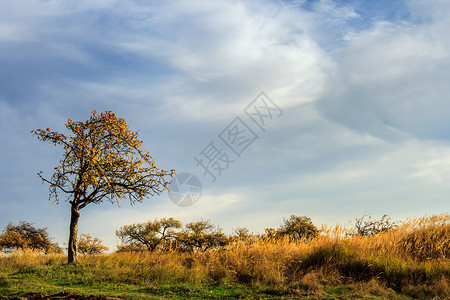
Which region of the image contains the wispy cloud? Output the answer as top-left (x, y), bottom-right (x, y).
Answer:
top-left (316, 17), bottom-right (450, 141)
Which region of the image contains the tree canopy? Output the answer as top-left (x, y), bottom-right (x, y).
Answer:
top-left (78, 233), bottom-right (109, 254)
top-left (0, 221), bottom-right (61, 253)
top-left (116, 218), bottom-right (229, 253)
top-left (278, 215), bottom-right (319, 239)
top-left (264, 215), bottom-right (319, 240)
top-left (32, 110), bottom-right (174, 263)
top-left (176, 219), bottom-right (229, 252)
top-left (116, 218), bottom-right (182, 252)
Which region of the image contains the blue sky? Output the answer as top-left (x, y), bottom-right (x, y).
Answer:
top-left (1, 0), bottom-right (449, 250)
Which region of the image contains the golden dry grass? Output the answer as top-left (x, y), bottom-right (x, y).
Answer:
top-left (1, 214), bottom-right (448, 299)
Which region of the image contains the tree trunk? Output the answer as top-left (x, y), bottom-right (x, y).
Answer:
top-left (68, 205), bottom-right (80, 264)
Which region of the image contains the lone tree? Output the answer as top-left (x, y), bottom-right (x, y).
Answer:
top-left (32, 110), bottom-right (174, 263)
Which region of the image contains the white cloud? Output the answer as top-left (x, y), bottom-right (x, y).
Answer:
top-left (263, 138), bottom-right (450, 225)
top-left (110, 1), bottom-right (333, 121)
top-left (0, 25), bottom-right (35, 42)
top-left (342, 21), bottom-right (446, 80)
top-left (316, 14), bottom-right (450, 141)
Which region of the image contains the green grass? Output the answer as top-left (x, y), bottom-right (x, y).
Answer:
top-left (0, 260), bottom-right (442, 299)
top-left (0, 266), bottom-right (290, 299)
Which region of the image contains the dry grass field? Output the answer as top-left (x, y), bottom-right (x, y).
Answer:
top-left (0, 214), bottom-right (448, 299)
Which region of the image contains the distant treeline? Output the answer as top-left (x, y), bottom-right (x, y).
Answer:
top-left (0, 214), bottom-right (403, 254)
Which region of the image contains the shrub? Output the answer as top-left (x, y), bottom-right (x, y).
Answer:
top-left (0, 221), bottom-right (54, 253)
top-left (277, 215), bottom-right (319, 240)
top-left (78, 233), bottom-right (109, 254)
top-left (350, 214), bottom-right (399, 237)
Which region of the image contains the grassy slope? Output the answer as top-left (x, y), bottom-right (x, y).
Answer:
top-left (0, 214), bottom-right (448, 299)
top-left (0, 268), bottom-right (415, 299)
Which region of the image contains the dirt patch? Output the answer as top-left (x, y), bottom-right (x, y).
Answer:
top-left (0, 291), bottom-right (122, 300)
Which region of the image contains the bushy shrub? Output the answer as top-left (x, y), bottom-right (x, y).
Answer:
top-left (0, 221), bottom-right (54, 253)
top-left (78, 233), bottom-right (109, 254)
top-left (264, 215), bottom-right (319, 240)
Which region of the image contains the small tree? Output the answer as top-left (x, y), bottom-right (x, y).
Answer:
top-left (0, 221), bottom-right (54, 253)
top-left (78, 233), bottom-right (109, 254)
top-left (233, 227), bottom-right (251, 240)
top-left (263, 227), bottom-right (280, 240)
top-left (32, 111), bottom-right (175, 263)
top-left (176, 219), bottom-right (229, 252)
top-left (116, 217), bottom-right (182, 251)
top-left (350, 214), bottom-right (399, 237)
top-left (231, 227), bottom-right (255, 245)
top-left (277, 215), bottom-right (319, 240)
